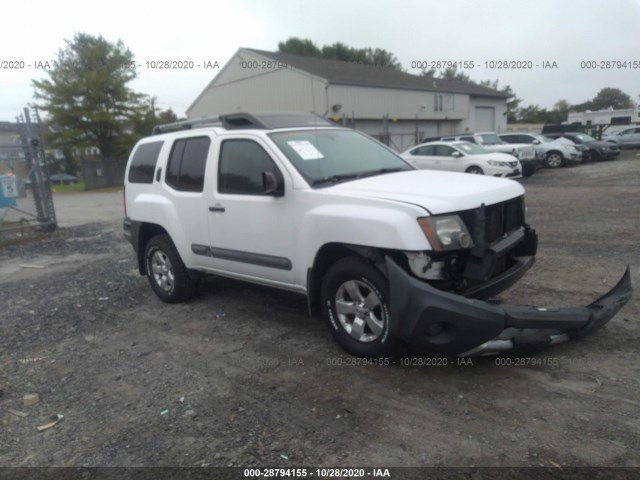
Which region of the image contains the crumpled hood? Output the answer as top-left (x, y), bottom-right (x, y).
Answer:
top-left (328, 170), bottom-right (524, 215)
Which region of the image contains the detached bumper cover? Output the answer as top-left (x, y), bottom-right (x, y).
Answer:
top-left (387, 257), bottom-right (632, 356)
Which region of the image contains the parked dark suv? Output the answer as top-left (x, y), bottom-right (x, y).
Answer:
top-left (544, 132), bottom-right (620, 162)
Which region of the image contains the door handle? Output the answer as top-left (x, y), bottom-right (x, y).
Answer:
top-left (209, 204), bottom-right (225, 212)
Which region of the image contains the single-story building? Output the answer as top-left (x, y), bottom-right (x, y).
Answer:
top-left (187, 48), bottom-right (510, 151)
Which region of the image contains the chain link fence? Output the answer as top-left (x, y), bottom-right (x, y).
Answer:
top-left (0, 108), bottom-right (57, 241)
top-left (80, 156), bottom-right (127, 190)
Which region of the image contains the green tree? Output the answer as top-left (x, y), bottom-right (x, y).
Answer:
top-left (590, 87), bottom-right (634, 110)
top-left (132, 98), bottom-right (180, 138)
top-left (480, 79), bottom-right (521, 123)
top-left (419, 67), bottom-right (437, 77)
top-left (32, 33), bottom-right (146, 158)
top-left (277, 37), bottom-right (322, 57)
top-left (517, 105), bottom-right (544, 123)
top-left (438, 67), bottom-right (471, 82)
top-left (278, 37), bottom-right (402, 70)
top-left (554, 99), bottom-right (571, 112)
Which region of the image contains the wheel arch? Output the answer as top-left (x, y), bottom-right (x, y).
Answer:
top-left (306, 243), bottom-right (391, 315)
top-left (546, 149), bottom-right (564, 158)
top-left (465, 165), bottom-right (484, 174)
top-left (136, 223), bottom-right (169, 274)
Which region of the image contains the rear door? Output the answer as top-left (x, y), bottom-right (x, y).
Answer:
top-left (206, 135), bottom-right (296, 285)
top-left (619, 127), bottom-right (640, 147)
top-left (160, 134), bottom-right (212, 267)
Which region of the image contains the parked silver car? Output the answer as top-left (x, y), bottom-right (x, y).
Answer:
top-left (603, 126), bottom-right (640, 148)
top-left (499, 133), bottom-right (582, 168)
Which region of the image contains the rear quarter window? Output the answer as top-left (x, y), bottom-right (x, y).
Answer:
top-left (128, 141), bottom-right (164, 184)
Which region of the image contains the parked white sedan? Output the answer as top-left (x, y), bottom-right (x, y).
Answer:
top-left (401, 141), bottom-right (522, 178)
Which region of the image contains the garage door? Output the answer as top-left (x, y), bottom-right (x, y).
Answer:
top-left (475, 107), bottom-right (495, 131)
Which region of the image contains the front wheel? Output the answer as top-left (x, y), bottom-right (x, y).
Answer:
top-left (544, 151), bottom-right (564, 168)
top-left (465, 166), bottom-right (484, 175)
top-left (144, 234), bottom-right (196, 303)
top-left (321, 256), bottom-right (403, 358)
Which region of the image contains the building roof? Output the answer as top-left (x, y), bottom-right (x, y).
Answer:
top-left (0, 121), bottom-right (21, 134)
top-left (245, 48), bottom-right (509, 98)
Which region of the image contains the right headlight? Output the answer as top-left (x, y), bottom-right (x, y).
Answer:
top-left (488, 160), bottom-right (509, 167)
top-left (417, 215), bottom-right (474, 251)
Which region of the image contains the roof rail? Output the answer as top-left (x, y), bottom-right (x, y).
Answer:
top-left (151, 116), bottom-right (221, 135)
top-left (151, 112), bottom-right (334, 135)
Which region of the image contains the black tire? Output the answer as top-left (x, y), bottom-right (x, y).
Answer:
top-left (321, 256), bottom-right (403, 359)
top-left (522, 166), bottom-right (535, 178)
top-left (465, 166), bottom-right (484, 175)
top-left (144, 234), bottom-right (196, 303)
top-left (544, 151), bottom-right (564, 169)
top-left (589, 150), bottom-right (601, 162)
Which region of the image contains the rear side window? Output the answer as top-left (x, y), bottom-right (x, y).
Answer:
top-left (166, 136), bottom-right (211, 192)
top-left (128, 141), bottom-right (164, 184)
top-left (412, 145), bottom-right (435, 156)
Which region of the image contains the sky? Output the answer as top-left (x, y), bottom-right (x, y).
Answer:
top-left (1, 0), bottom-right (639, 122)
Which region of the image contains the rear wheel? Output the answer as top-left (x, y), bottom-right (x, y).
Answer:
top-left (465, 166), bottom-right (484, 175)
top-left (544, 151), bottom-right (563, 168)
top-left (144, 234), bottom-right (196, 303)
top-left (321, 256), bottom-right (402, 358)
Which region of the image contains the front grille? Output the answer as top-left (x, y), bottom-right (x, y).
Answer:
top-left (459, 196), bottom-right (525, 245)
top-left (518, 145), bottom-right (535, 159)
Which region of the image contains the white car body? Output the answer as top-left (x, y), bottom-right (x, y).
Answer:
top-left (401, 141), bottom-right (522, 178)
top-left (127, 135), bottom-right (523, 288)
top-left (122, 113), bottom-right (630, 359)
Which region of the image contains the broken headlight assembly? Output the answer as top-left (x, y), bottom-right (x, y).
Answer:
top-left (417, 215), bottom-right (474, 251)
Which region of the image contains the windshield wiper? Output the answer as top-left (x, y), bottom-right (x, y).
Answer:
top-left (357, 167), bottom-right (411, 178)
top-left (311, 167), bottom-right (409, 186)
top-left (311, 173), bottom-right (361, 186)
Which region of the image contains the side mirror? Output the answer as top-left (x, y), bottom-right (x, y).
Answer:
top-left (262, 171), bottom-right (284, 196)
top-left (532, 139), bottom-right (541, 145)
top-left (451, 151), bottom-right (462, 158)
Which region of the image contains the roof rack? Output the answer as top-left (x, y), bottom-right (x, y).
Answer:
top-left (151, 116), bottom-right (221, 135)
top-left (152, 112), bottom-right (333, 135)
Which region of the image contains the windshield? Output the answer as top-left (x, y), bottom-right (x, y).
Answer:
top-left (455, 142), bottom-right (489, 154)
top-left (573, 133), bottom-right (596, 142)
top-left (269, 129), bottom-right (412, 186)
top-left (477, 133), bottom-right (502, 145)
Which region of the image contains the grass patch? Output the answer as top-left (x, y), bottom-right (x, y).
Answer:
top-left (50, 181), bottom-right (86, 193)
top-left (50, 182), bottom-right (122, 194)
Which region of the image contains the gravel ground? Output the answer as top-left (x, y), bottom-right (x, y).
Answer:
top-left (1, 152), bottom-right (639, 470)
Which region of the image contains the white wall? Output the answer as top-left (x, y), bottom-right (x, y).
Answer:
top-left (458, 97), bottom-right (508, 133)
top-left (328, 85), bottom-right (469, 120)
top-left (187, 50), bottom-right (328, 118)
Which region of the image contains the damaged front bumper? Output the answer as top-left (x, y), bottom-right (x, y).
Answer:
top-left (387, 256), bottom-right (632, 356)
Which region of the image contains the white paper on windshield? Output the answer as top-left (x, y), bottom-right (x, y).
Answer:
top-left (287, 140), bottom-right (324, 160)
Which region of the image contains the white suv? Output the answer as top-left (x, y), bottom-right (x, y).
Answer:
top-left (123, 112), bottom-right (631, 358)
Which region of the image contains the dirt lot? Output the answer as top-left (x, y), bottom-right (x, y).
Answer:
top-left (1, 152), bottom-right (639, 470)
